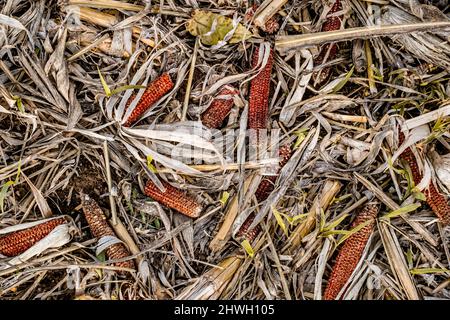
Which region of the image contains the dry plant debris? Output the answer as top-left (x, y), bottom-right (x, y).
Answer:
top-left (0, 0), bottom-right (449, 301)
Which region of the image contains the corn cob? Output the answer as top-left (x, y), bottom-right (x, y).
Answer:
top-left (236, 212), bottom-right (261, 242)
top-left (144, 180), bottom-right (203, 218)
top-left (248, 46), bottom-right (274, 130)
top-left (123, 73), bottom-right (174, 127)
top-left (201, 87), bottom-right (239, 129)
top-left (81, 195), bottom-right (135, 272)
top-left (255, 144), bottom-right (292, 202)
top-left (324, 203), bottom-right (379, 300)
top-left (314, 0), bottom-right (343, 84)
top-left (0, 218), bottom-right (66, 257)
top-left (399, 131), bottom-right (450, 225)
top-left (237, 144), bottom-right (293, 242)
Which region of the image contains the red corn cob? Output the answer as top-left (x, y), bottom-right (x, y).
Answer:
top-left (324, 203), bottom-right (379, 300)
top-left (81, 195), bottom-right (135, 272)
top-left (123, 73), bottom-right (174, 127)
top-left (249, 46), bottom-right (274, 130)
top-left (255, 144), bottom-right (292, 202)
top-left (201, 87), bottom-right (239, 129)
top-left (399, 131), bottom-right (450, 225)
top-left (236, 212), bottom-right (261, 242)
top-left (0, 218), bottom-right (66, 257)
top-left (314, 0), bottom-right (343, 84)
top-left (237, 144), bottom-right (293, 242)
top-left (144, 180), bottom-right (203, 218)
top-left (124, 94), bottom-right (137, 111)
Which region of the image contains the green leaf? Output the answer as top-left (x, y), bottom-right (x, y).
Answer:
top-left (333, 66), bottom-right (354, 93)
top-left (15, 97), bottom-right (24, 113)
top-left (293, 129), bottom-right (308, 149)
top-left (381, 203), bottom-right (421, 220)
top-left (146, 155), bottom-right (157, 173)
top-left (322, 213), bottom-right (349, 233)
top-left (0, 180), bottom-right (15, 213)
top-left (287, 212), bottom-right (309, 225)
top-left (272, 206), bottom-right (288, 236)
top-left (336, 219), bottom-right (372, 247)
top-left (98, 67), bottom-right (111, 97)
top-left (241, 239), bottom-right (255, 258)
top-left (219, 191), bottom-right (230, 206)
top-left (187, 10), bottom-right (253, 46)
top-left (153, 218), bottom-right (161, 229)
top-left (0, 160), bottom-right (21, 212)
top-left (413, 191), bottom-right (426, 202)
top-left (410, 268), bottom-right (449, 275)
top-left (110, 85), bottom-right (146, 96)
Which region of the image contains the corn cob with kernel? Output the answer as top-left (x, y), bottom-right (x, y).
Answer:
top-left (399, 131), bottom-right (450, 225)
top-left (314, 0), bottom-right (343, 84)
top-left (237, 144), bottom-right (293, 242)
top-left (81, 195), bottom-right (135, 272)
top-left (324, 203), bottom-right (379, 300)
top-left (255, 144), bottom-right (293, 202)
top-left (123, 73), bottom-right (174, 127)
top-left (248, 46), bottom-right (274, 130)
top-left (201, 86), bottom-right (239, 129)
top-left (0, 217), bottom-right (66, 257)
top-left (144, 180), bottom-right (203, 218)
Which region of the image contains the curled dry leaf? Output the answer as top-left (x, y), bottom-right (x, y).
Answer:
top-left (187, 9), bottom-right (253, 45)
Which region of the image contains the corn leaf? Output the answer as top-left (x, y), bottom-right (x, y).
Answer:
top-left (219, 191), bottom-right (230, 206)
top-left (410, 268), bottom-right (450, 275)
top-left (241, 239), bottom-right (254, 258)
top-left (381, 203), bottom-right (421, 220)
top-left (336, 218), bottom-right (372, 247)
top-left (98, 67), bottom-right (111, 97)
top-left (272, 206), bottom-right (288, 236)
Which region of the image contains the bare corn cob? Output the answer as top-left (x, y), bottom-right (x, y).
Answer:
top-left (324, 203), bottom-right (379, 300)
top-left (248, 46), bottom-right (274, 130)
top-left (81, 195), bottom-right (135, 272)
top-left (314, 0), bottom-right (343, 84)
top-left (399, 131), bottom-right (450, 225)
top-left (0, 218), bottom-right (66, 257)
top-left (123, 73), bottom-right (174, 127)
top-left (201, 87), bottom-right (238, 129)
top-left (144, 180), bottom-right (203, 218)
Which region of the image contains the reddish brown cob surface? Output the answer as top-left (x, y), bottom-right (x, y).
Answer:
top-left (0, 217), bottom-right (66, 257)
top-left (236, 212), bottom-right (260, 242)
top-left (324, 203), bottom-right (379, 300)
top-left (314, 0), bottom-right (343, 84)
top-left (123, 73), bottom-right (174, 127)
top-left (399, 131), bottom-right (450, 225)
top-left (237, 144), bottom-right (293, 242)
top-left (81, 195), bottom-right (135, 272)
top-left (255, 144), bottom-right (292, 202)
top-left (248, 46), bottom-right (274, 130)
top-left (144, 180), bottom-right (203, 218)
top-left (201, 87), bottom-right (238, 129)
